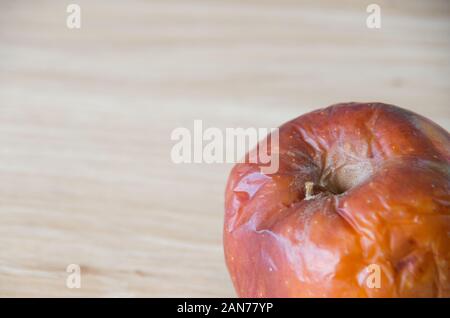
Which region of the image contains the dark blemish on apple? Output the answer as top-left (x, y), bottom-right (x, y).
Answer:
top-left (395, 255), bottom-right (417, 273)
top-left (407, 238), bottom-right (416, 246)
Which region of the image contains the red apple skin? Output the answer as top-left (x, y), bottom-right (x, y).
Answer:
top-left (224, 103), bottom-right (450, 298)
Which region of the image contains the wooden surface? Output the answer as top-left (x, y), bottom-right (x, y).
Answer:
top-left (0, 0), bottom-right (449, 297)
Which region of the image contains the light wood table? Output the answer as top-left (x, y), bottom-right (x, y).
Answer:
top-left (0, 0), bottom-right (449, 297)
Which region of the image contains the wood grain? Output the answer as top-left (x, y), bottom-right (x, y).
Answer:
top-left (0, 0), bottom-right (449, 297)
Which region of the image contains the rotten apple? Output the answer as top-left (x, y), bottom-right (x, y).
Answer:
top-left (224, 102), bottom-right (450, 297)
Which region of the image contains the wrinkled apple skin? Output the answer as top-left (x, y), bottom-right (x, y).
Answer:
top-left (224, 103), bottom-right (450, 297)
